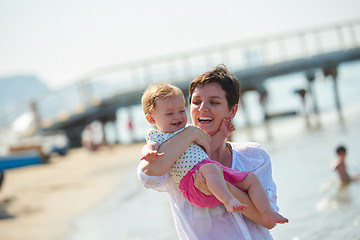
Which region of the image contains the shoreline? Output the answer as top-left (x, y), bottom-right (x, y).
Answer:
top-left (1, 103), bottom-right (359, 240)
top-left (0, 143), bottom-right (143, 240)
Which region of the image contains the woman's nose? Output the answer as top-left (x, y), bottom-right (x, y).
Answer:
top-left (199, 102), bottom-right (209, 111)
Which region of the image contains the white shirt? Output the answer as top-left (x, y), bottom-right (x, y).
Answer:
top-left (137, 142), bottom-right (278, 240)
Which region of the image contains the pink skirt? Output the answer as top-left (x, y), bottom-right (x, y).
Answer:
top-left (178, 158), bottom-right (249, 208)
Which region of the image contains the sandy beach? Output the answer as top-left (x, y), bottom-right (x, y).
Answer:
top-left (0, 143), bottom-right (143, 240)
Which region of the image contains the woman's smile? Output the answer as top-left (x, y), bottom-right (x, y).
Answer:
top-left (198, 116), bottom-right (213, 123)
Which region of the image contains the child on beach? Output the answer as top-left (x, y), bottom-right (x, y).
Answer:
top-left (140, 83), bottom-right (288, 226)
top-left (332, 145), bottom-right (360, 186)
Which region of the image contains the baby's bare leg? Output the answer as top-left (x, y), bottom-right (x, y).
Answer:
top-left (237, 172), bottom-right (288, 225)
top-left (199, 163), bottom-right (247, 212)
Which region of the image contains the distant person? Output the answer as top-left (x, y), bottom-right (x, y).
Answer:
top-left (140, 83), bottom-right (288, 225)
top-left (81, 124), bottom-right (97, 151)
top-left (127, 115), bottom-right (134, 142)
top-left (332, 145), bottom-right (360, 186)
top-left (81, 121), bottom-right (106, 151)
top-left (0, 171), bottom-right (4, 190)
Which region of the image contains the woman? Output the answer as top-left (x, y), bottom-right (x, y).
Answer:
top-left (138, 65), bottom-right (280, 239)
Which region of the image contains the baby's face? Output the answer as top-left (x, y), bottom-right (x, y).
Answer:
top-left (151, 95), bottom-right (187, 133)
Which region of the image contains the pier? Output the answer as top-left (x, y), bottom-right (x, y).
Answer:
top-left (1, 19), bottom-right (360, 147)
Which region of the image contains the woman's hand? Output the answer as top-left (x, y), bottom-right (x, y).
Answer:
top-left (193, 170), bottom-right (212, 195)
top-left (210, 119), bottom-right (235, 155)
top-left (219, 118), bottom-right (235, 138)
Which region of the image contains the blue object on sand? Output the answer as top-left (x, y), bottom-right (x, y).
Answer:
top-left (0, 150), bottom-right (43, 170)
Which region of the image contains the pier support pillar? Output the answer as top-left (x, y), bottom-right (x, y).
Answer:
top-left (322, 65), bottom-right (343, 121)
top-left (239, 95), bottom-right (251, 128)
top-left (305, 70), bottom-right (319, 114)
top-left (294, 89), bottom-right (310, 127)
top-left (305, 70), bottom-right (321, 127)
top-left (259, 88), bottom-right (269, 122)
top-left (323, 65), bottom-right (340, 110)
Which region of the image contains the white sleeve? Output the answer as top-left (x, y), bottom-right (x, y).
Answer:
top-left (137, 163), bottom-right (171, 192)
top-left (251, 144), bottom-right (279, 211)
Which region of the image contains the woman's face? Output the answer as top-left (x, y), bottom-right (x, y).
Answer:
top-left (190, 83), bottom-right (237, 136)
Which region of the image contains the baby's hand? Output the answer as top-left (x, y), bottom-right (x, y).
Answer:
top-left (219, 119), bottom-right (235, 137)
top-left (141, 150), bottom-right (165, 162)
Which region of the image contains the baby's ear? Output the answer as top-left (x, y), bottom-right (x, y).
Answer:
top-left (145, 114), bottom-right (156, 125)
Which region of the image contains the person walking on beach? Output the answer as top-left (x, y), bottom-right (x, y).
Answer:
top-left (137, 65), bottom-right (286, 239)
top-left (140, 83), bottom-right (288, 225)
top-left (332, 145), bottom-right (360, 186)
top-left (0, 170), bottom-right (4, 190)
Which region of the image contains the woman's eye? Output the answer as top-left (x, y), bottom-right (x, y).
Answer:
top-left (192, 101), bottom-right (201, 105)
top-left (210, 101), bottom-right (219, 105)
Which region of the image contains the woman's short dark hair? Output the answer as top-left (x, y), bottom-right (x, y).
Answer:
top-left (189, 64), bottom-right (240, 110)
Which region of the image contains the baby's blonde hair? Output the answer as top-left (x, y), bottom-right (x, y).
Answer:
top-left (141, 83), bottom-right (185, 114)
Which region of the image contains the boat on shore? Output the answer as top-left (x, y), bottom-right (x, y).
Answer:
top-left (0, 148), bottom-right (44, 170)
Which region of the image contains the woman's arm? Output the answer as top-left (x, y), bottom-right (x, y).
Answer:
top-left (193, 170), bottom-right (275, 229)
top-left (140, 126), bottom-right (211, 176)
top-left (226, 183), bottom-right (275, 229)
top-left (236, 143), bottom-right (278, 228)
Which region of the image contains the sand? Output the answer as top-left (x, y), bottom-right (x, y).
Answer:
top-left (0, 143), bottom-right (143, 240)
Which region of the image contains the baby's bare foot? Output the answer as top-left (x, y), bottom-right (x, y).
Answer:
top-left (263, 210), bottom-right (289, 225)
top-left (224, 199), bottom-right (247, 212)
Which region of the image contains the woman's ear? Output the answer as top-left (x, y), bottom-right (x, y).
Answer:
top-left (145, 114), bottom-right (156, 125)
top-left (228, 104), bottom-right (238, 120)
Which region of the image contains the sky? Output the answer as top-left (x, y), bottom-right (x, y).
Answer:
top-left (0, 0), bottom-right (359, 90)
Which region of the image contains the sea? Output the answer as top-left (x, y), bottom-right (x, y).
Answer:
top-left (68, 60), bottom-right (360, 240)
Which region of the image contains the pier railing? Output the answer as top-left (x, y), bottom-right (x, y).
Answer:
top-left (1, 19), bottom-right (360, 130)
top-left (83, 18), bottom-right (360, 97)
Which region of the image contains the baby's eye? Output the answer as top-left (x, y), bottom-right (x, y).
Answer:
top-left (166, 113), bottom-right (173, 116)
